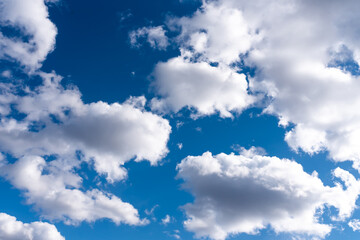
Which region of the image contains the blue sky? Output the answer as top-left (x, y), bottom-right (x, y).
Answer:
top-left (1, 0), bottom-right (360, 240)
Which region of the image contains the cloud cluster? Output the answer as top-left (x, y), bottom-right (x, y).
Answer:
top-left (0, 0), bottom-right (171, 230)
top-left (236, 0), bottom-right (360, 168)
top-left (141, 2), bottom-right (360, 236)
top-left (0, 213), bottom-right (64, 240)
top-left (148, 0), bottom-right (360, 169)
top-left (3, 0), bottom-right (360, 240)
top-left (201, 0), bottom-right (360, 168)
top-left (149, 2), bottom-right (259, 118)
top-left (0, 0), bottom-right (57, 69)
top-left (177, 150), bottom-right (360, 240)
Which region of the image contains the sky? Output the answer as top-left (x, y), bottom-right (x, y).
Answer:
top-left (1, 0), bottom-right (360, 240)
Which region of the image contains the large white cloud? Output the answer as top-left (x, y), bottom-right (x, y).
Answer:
top-left (0, 0), bottom-right (171, 227)
top-left (0, 212), bottom-right (64, 240)
top-left (0, 72), bottom-right (170, 224)
top-left (214, 0), bottom-right (360, 168)
top-left (177, 149), bottom-right (360, 240)
top-left (0, 0), bottom-right (57, 69)
top-left (151, 56), bottom-right (256, 118)
top-left (0, 156), bottom-right (148, 225)
top-left (172, 3), bottom-right (258, 65)
top-left (150, 0), bottom-right (360, 169)
top-left (0, 72), bottom-right (171, 183)
top-left (149, 2), bottom-right (259, 118)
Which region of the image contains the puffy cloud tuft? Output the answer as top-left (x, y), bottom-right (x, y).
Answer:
top-left (129, 26), bottom-right (169, 50)
top-left (172, 2), bottom-right (258, 64)
top-left (349, 219), bottom-right (360, 231)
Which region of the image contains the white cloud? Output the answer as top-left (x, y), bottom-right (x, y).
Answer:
top-left (172, 2), bottom-right (258, 65)
top-left (0, 212), bottom-right (64, 240)
top-left (0, 0), bottom-right (170, 231)
top-left (1, 70), bottom-right (11, 78)
top-left (0, 156), bottom-right (148, 225)
top-left (149, 0), bottom-right (360, 169)
top-left (164, 229), bottom-right (181, 239)
top-left (129, 26), bottom-right (169, 50)
top-left (145, 205), bottom-right (159, 216)
top-left (0, 72), bottom-right (171, 183)
top-left (150, 56), bottom-right (256, 118)
top-left (285, 125), bottom-right (327, 154)
top-left (208, 0), bottom-right (360, 169)
top-left (177, 143), bottom-right (183, 150)
top-left (161, 215), bottom-right (171, 225)
top-left (177, 151), bottom-right (360, 240)
top-left (349, 219), bottom-right (360, 231)
top-left (0, 0), bottom-right (57, 69)
top-left (146, 1), bottom-right (260, 118)
top-left (0, 82), bottom-right (17, 116)
top-left (0, 72), bottom-right (170, 224)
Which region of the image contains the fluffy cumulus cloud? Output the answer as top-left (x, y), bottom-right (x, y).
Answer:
top-left (0, 156), bottom-right (148, 225)
top-left (129, 26), bottom-right (169, 50)
top-left (177, 150), bottom-right (360, 240)
top-left (0, 213), bottom-right (64, 240)
top-left (150, 56), bottom-right (256, 118)
top-left (0, 72), bottom-right (170, 223)
top-left (0, 0), bottom-right (171, 229)
top-left (149, 1), bottom-right (259, 118)
top-left (149, 0), bottom-right (360, 168)
top-left (172, 2), bottom-right (257, 65)
top-left (0, 0), bottom-right (57, 69)
top-left (195, 0), bottom-right (360, 168)
top-left (0, 73), bottom-right (171, 183)
top-left (238, 0), bottom-right (360, 168)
